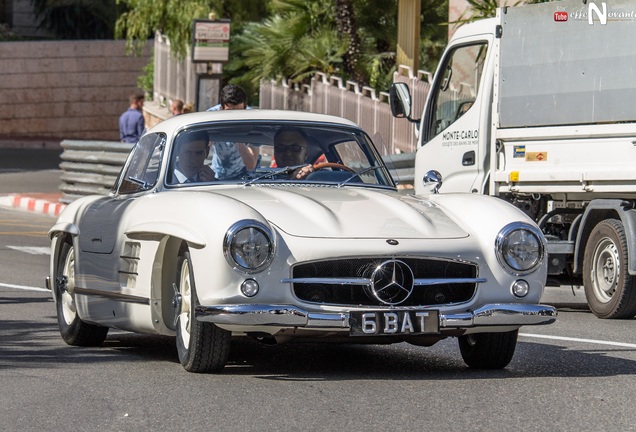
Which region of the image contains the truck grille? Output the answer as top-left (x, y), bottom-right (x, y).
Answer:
top-left (291, 257), bottom-right (478, 307)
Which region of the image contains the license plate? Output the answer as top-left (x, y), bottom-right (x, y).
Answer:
top-left (349, 310), bottom-right (440, 336)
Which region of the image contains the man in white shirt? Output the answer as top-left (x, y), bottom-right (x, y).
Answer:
top-left (172, 130), bottom-right (216, 184)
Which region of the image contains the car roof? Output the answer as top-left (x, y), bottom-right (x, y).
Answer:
top-left (147, 109), bottom-right (360, 135)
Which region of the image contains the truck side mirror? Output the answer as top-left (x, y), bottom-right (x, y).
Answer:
top-left (389, 83), bottom-right (420, 124)
top-left (423, 170), bottom-right (443, 194)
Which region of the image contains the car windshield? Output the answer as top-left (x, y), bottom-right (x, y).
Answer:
top-left (165, 122), bottom-right (395, 188)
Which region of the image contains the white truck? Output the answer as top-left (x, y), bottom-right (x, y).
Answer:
top-left (390, 0), bottom-right (636, 318)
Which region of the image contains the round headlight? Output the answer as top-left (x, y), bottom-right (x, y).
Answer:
top-left (224, 220), bottom-right (274, 273)
top-left (496, 222), bottom-right (545, 275)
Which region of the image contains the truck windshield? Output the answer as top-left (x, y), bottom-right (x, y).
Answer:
top-left (428, 42), bottom-right (488, 141)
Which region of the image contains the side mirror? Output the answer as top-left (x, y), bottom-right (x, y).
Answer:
top-left (423, 170), bottom-right (443, 194)
top-left (389, 83), bottom-right (420, 124)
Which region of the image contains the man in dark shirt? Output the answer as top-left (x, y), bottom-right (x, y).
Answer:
top-left (119, 92), bottom-right (145, 143)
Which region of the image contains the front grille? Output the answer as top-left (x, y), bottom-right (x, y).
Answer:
top-left (292, 257), bottom-right (478, 307)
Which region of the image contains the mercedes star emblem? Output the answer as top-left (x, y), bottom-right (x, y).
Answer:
top-left (369, 259), bottom-right (414, 305)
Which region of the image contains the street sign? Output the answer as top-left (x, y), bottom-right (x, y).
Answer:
top-left (192, 19), bottom-right (231, 63)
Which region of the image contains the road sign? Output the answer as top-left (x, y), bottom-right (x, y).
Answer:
top-left (192, 20), bottom-right (231, 63)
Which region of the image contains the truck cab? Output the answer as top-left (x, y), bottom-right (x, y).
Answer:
top-left (391, 0), bottom-right (636, 320)
top-left (394, 18), bottom-right (496, 195)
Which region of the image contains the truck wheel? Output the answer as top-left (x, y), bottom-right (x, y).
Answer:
top-left (458, 330), bottom-right (518, 369)
top-left (583, 219), bottom-right (636, 319)
top-left (175, 247), bottom-right (230, 373)
top-left (55, 240), bottom-right (109, 346)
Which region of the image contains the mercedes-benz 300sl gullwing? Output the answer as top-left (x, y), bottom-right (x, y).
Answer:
top-left (47, 109), bottom-right (556, 372)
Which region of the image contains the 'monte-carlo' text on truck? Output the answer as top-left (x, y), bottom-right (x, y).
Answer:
top-left (391, 0), bottom-right (636, 318)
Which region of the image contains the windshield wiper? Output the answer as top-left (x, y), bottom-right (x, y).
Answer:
top-left (336, 166), bottom-right (384, 188)
top-left (244, 165), bottom-right (306, 186)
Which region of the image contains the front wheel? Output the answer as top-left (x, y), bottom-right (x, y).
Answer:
top-left (54, 240), bottom-right (108, 346)
top-left (175, 247), bottom-right (230, 373)
top-left (583, 219), bottom-right (636, 319)
top-left (458, 330), bottom-right (518, 369)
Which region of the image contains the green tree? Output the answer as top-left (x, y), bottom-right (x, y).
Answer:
top-left (115, 0), bottom-right (209, 56)
top-left (420, 0), bottom-right (449, 73)
top-left (115, 0), bottom-right (269, 56)
top-left (228, 1), bottom-right (348, 86)
top-left (228, 0), bottom-right (399, 90)
top-left (114, 0), bottom-right (450, 93)
top-left (239, 17), bottom-right (346, 79)
top-left (31, 0), bottom-right (121, 39)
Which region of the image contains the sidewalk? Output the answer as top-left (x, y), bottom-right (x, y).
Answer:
top-left (0, 192), bottom-right (66, 217)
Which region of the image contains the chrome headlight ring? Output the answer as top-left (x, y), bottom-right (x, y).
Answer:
top-left (495, 222), bottom-right (545, 276)
top-left (223, 220), bottom-right (275, 274)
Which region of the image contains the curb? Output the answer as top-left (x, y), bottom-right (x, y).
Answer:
top-left (0, 194), bottom-right (66, 217)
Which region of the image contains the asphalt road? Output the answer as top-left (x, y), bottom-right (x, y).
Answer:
top-left (0, 148), bottom-right (63, 194)
top-left (2, 218), bottom-right (636, 431)
top-left (2, 150), bottom-right (636, 431)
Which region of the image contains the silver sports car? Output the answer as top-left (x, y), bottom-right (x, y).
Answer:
top-left (47, 109), bottom-right (556, 372)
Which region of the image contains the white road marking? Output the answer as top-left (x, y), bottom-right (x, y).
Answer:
top-left (0, 282), bottom-right (49, 292)
top-left (7, 245), bottom-right (50, 255)
top-left (520, 333), bottom-right (636, 349)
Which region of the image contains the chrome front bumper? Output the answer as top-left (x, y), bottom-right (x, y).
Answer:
top-left (196, 303), bottom-right (557, 329)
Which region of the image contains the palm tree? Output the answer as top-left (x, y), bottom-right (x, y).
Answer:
top-left (229, 0), bottom-right (399, 89)
top-left (335, 0), bottom-right (364, 83)
top-left (229, 13), bottom-right (348, 85)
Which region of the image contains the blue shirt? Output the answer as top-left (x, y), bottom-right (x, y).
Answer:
top-left (207, 104), bottom-right (256, 180)
top-left (119, 108), bottom-right (145, 143)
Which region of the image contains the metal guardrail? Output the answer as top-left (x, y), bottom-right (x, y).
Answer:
top-left (58, 140), bottom-right (416, 202)
top-left (383, 153), bottom-right (416, 189)
top-left (59, 140), bottom-right (133, 203)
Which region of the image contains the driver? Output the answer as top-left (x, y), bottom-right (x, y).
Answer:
top-left (273, 127), bottom-right (314, 179)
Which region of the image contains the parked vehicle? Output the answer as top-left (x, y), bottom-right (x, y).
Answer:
top-left (391, 0), bottom-right (636, 319)
top-left (47, 109), bottom-right (555, 372)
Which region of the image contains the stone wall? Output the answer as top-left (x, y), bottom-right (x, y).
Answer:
top-left (0, 39), bottom-right (151, 146)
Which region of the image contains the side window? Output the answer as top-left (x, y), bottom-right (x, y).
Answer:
top-left (333, 140), bottom-right (368, 168)
top-left (333, 139), bottom-right (381, 185)
top-left (428, 42), bottom-right (488, 140)
top-left (118, 133), bottom-right (166, 194)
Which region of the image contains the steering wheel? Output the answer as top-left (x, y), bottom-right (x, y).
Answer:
top-left (312, 162), bottom-right (355, 173)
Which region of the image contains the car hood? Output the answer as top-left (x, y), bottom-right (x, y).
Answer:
top-left (212, 186), bottom-right (468, 239)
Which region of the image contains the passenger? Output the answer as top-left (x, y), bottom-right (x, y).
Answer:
top-left (207, 84), bottom-right (260, 180)
top-left (172, 130), bottom-right (216, 184)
